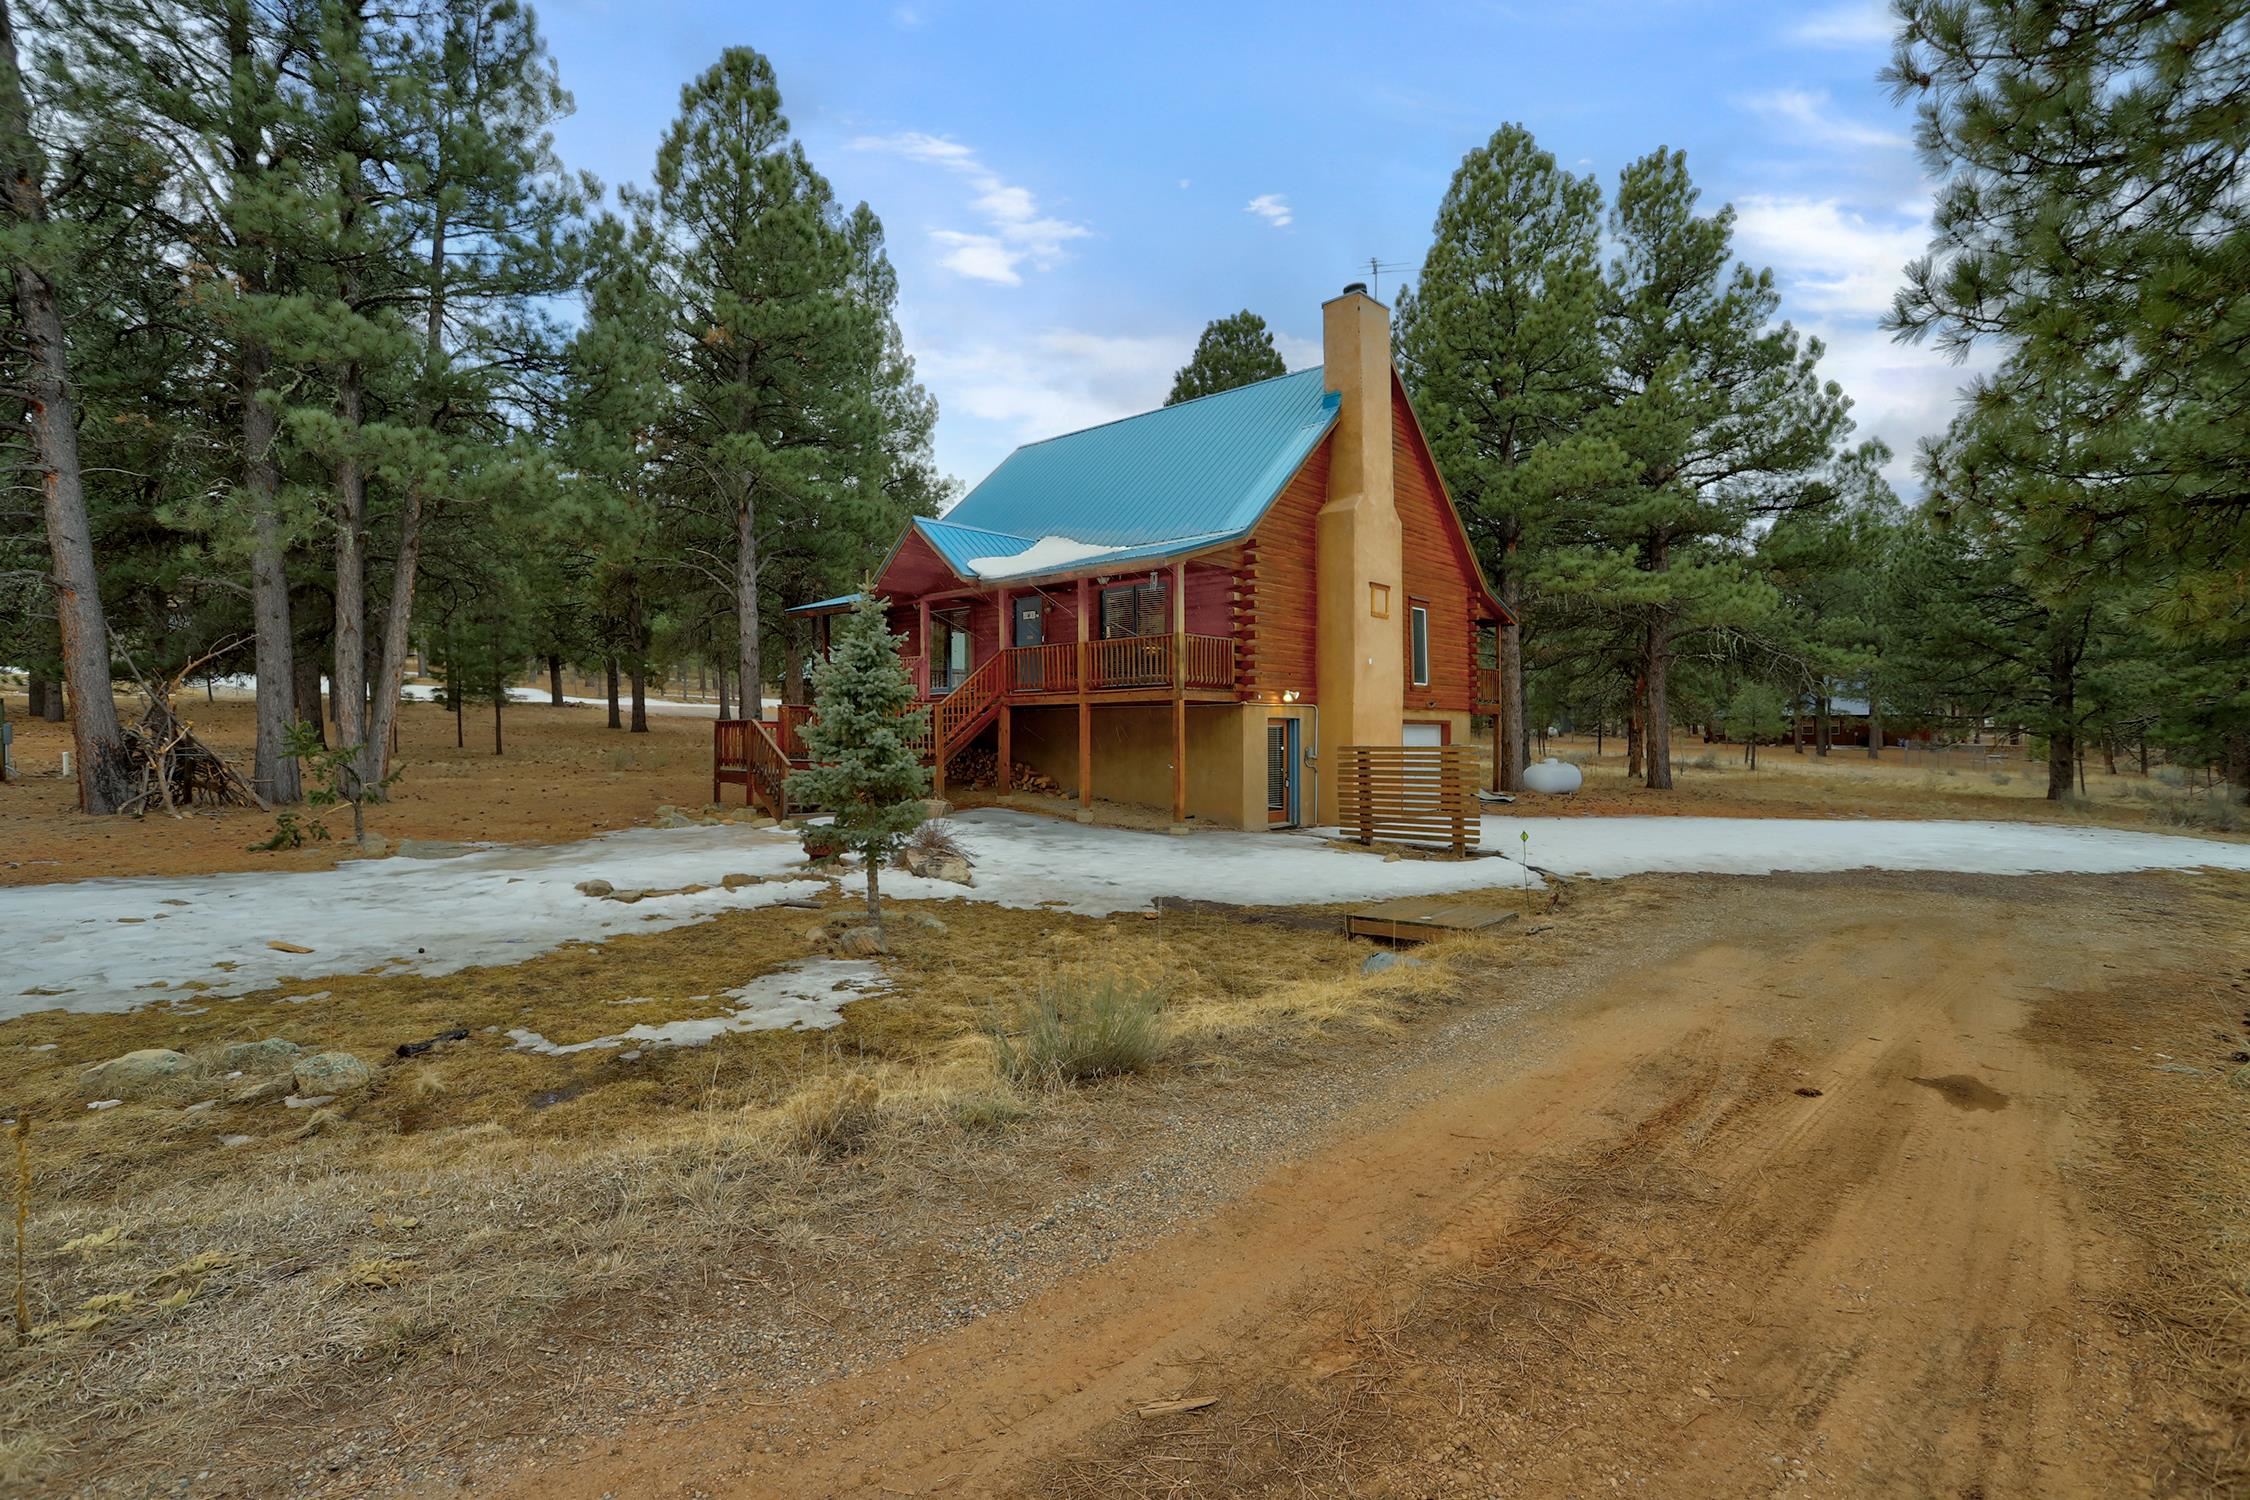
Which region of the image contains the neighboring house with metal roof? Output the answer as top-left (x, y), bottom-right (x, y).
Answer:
top-left (784, 285), bottom-right (1512, 830)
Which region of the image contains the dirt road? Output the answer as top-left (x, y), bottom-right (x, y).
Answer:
top-left (499, 875), bottom-right (2244, 1498)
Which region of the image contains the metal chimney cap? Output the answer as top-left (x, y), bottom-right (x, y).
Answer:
top-left (1342, 281), bottom-right (1369, 295)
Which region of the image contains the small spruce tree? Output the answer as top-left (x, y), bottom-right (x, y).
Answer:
top-left (786, 589), bottom-right (930, 926)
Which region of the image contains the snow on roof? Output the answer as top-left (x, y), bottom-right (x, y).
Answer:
top-left (963, 534), bottom-right (1127, 579)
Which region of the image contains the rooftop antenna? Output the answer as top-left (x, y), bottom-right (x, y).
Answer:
top-left (1362, 256), bottom-right (1413, 299)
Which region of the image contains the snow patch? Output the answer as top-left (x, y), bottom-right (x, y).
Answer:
top-left (964, 535), bottom-right (1126, 579)
top-left (7, 809), bottom-right (2248, 1019)
top-left (507, 959), bottom-right (888, 1054)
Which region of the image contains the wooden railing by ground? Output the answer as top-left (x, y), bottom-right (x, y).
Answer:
top-left (714, 718), bottom-right (793, 819)
top-left (743, 718), bottom-right (792, 819)
top-left (775, 702), bottom-right (813, 760)
top-left (1336, 743), bottom-right (1478, 856)
top-left (714, 719), bottom-right (750, 805)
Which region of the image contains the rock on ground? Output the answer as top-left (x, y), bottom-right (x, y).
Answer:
top-left (292, 1051), bottom-right (372, 1096)
top-left (79, 1048), bottom-right (191, 1099)
top-left (221, 1038), bottom-right (302, 1073)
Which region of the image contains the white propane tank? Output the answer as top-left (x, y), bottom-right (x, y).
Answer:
top-left (1521, 757), bottom-right (1583, 795)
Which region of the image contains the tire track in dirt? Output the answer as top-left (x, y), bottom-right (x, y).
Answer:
top-left (500, 884), bottom-right (2189, 1499)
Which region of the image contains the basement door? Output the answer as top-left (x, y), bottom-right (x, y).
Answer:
top-left (1266, 718), bottom-right (1300, 827)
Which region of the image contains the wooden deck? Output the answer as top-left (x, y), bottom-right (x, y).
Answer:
top-left (1346, 896), bottom-right (1522, 944)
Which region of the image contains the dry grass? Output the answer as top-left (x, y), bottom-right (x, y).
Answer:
top-left (0, 880), bottom-right (1522, 1492)
top-left (992, 973), bottom-right (1170, 1087)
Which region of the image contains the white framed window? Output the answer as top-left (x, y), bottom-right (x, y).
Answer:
top-left (1409, 603), bottom-right (1430, 687)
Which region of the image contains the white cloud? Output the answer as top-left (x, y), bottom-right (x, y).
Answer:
top-left (1786, 1), bottom-right (1895, 48)
top-left (1733, 194), bottom-right (1929, 317)
top-left (1736, 88), bottom-right (1908, 149)
top-left (1244, 193), bottom-right (1294, 229)
top-left (1732, 192), bottom-right (1981, 490)
top-left (920, 328), bottom-right (1182, 448)
top-left (1178, 178), bottom-right (1191, 190)
top-left (851, 131), bottom-right (1090, 286)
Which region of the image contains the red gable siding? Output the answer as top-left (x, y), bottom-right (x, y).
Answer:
top-left (1395, 377), bottom-right (1483, 714)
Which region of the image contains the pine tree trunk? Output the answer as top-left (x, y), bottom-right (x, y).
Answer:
top-left (293, 657), bottom-right (325, 742)
top-left (627, 581), bottom-right (649, 734)
top-left (2047, 721), bottom-right (2076, 801)
top-left (1626, 697), bottom-right (1642, 781)
top-left (332, 361), bottom-right (367, 780)
top-left (243, 337), bottom-right (300, 803)
top-left (2, 0), bottom-right (128, 812)
top-left (360, 486), bottom-right (424, 791)
top-left (547, 653), bottom-right (563, 706)
top-left (865, 850), bottom-right (881, 924)
top-left (1643, 618), bottom-right (1673, 790)
top-left (605, 655), bottom-right (621, 729)
top-left (1496, 570), bottom-right (1526, 793)
top-left (1866, 699), bottom-right (1881, 759)
top-left (223, 2), bottom-right (299, 806)
top-left (734, 496), bottom-right (760, 722)
top-left (25, 673), bottom-right (43, 718)
top-left (327, 2), bottom-right (371, 798)
top-left (40, 676), bottom-right (63, 722)
top-left (717, 668), bottom-right (731, 720)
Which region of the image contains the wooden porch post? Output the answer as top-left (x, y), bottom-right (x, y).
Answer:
top-left (1171, 560), bottom-right (1187, 826)
top-left (1076, 577), bottom-right (1091, 815)
top-left (995, 585), bottom-right (1012, 792)
top-left (916, 597), bottom-right (932, 700)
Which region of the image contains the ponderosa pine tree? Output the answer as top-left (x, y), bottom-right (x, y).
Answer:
top-left (1558, 148), bottom-right (1859, 789)
top-left (1884, 0), bottom-right (2250, 651)
top-left (1395, 123), bottom-right (1615, 792)
top-left (47, 0), bottom-right (323, 804)
top-left (1165, 311), bottom-right (1286, 405)
top-left (0, 0), bottom-right (130, 811)
top-left (651, 47), bottom-right (884, 708)
top-left (787, 588), bottom-right (929, 928)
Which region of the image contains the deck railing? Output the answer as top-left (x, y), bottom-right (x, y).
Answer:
top-left (1184, 634), bottom-right (1237, 693)
top-left (1008, 641), bottom-right (1079, 695)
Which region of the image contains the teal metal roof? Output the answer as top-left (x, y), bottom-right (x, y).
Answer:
top-left (919, 367), bottom-right (1338, 582)
top-left (785, 592), bottom-right (861, 616)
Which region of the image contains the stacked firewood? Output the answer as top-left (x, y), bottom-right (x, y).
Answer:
top-left (943, 746), bottom-right (1063, 795)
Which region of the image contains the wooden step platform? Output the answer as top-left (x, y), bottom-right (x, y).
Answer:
top-left (1346, 896), bottom-right (1523, 944)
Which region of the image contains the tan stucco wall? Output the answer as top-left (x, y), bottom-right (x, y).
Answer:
top-left (1010, 704), bottom-right (1301, 830)
top-left (1312, 289), bottom-right (1406, 824)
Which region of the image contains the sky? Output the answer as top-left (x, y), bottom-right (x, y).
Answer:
top-left (536, 0), bottom-right (1975, 498)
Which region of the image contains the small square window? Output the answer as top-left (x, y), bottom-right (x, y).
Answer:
top-left (1369, 583), bottom-right (1391, 620)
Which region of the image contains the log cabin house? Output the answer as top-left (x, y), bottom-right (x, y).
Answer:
top-left (773, 284), bottom-right (1510, 829)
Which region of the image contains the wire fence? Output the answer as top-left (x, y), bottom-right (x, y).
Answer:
top-left (1899, 740), bottom-right (2033, 775)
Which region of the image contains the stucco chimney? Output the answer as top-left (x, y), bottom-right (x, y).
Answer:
top-left (1313, 285), bottom-right (1405, 822)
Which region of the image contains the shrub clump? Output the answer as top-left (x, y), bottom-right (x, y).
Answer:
top-left (893, 817), bottom-right (969, 869)
top-left (992, 973), bottom-right (1168, 1088)
top-left (780, 1071), bottom-right (883, 1156)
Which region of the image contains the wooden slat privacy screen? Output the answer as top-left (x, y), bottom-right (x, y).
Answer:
top-left (1336, 744), bottom-right (1477, 855)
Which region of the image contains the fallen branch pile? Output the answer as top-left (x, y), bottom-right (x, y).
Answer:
top-left (118, 645), bottom-right (267, 816)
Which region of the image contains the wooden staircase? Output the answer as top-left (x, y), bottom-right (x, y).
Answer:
top-left (927, 654), bottom-right (1006, 796)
